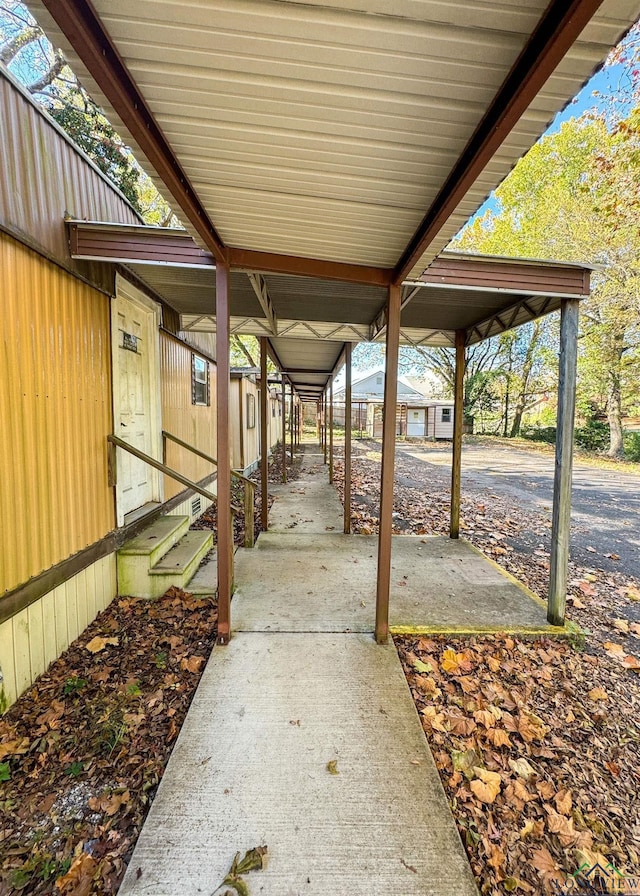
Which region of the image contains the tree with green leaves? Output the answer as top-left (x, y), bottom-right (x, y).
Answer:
top-left (0, 0), bottom-right (177, 224)
top-left (456, 112), bottom-right (640, 456)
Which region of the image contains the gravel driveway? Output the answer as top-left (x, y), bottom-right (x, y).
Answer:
top-left (402, 442), bottom-right (640, 578)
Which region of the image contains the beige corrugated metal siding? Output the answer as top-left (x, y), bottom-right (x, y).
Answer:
top-left (0, 70), bottom-right (139, 289)
top-left (0, 233), bottom-right (115, 596)
top-left (229, 379), bottom-right (242, 470)
top-left (160, 332), bottom-right (217, 499)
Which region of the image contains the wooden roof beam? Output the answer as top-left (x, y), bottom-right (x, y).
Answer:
top-left (393, 0), bottom-right (604, 283)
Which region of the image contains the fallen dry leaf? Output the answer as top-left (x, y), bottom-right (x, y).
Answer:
top-left (554, 789), bottom-right (573, 816)
top-left (509, 757), bottom-right (536, 781)
top-left (441, 648), bottom-right (467, 675)
top-left (470, 767), bottom-right (501, 804)
top-left (180, 655), bottom-right (205, 674)
top-left (0, 737), bottom-right (30, 761)
top-left (55, 853), bottom-right (97, 896)
top-left (85, 635), bottom-right (119, 654)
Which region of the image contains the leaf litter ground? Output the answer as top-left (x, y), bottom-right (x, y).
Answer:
top-left (334, 439), bottom-right (640, 894)
top-left (2, 441), bottom-right (639, 893)
top-left (0, 447), bottom-right (296, 896)
top-left (0, 588), bottom-right (217, 895)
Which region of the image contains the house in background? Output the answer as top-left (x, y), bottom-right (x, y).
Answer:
top-left (0, 68), bottom-right (272, 711)
top-left (333, 369), bottom-right (454, 439)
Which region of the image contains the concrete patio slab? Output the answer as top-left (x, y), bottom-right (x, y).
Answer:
top-left (117, 632), bottom-right (479, 896)
top-left (268, 444), bottom-right (344, 535)
top-left (233, 533), bottom-right (565, 635)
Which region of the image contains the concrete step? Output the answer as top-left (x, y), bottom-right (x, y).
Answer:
top-left (147, 530), bottom-right (214, 599)
top-left (187, 552), bottom-right (217, 595)
top-left (119, 515), bottom-right (190, 566)
top-left (117, 516), bottom-right (191, 598)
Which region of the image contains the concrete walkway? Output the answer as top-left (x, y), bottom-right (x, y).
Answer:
top-left (119, 444), bottom-right (480, 895)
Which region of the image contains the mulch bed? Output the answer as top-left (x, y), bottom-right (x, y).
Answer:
top-left (333, 441), bottom-right (640, 893)
top-left (0, 587), bottom-right (217, 895)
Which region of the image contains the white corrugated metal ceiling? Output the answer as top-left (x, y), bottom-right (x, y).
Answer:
top-left (28, 0), bottom-right (640, 280)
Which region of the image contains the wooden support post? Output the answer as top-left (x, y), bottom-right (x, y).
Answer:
top-left (281, 378), bottom-right (287, 483)
top-left (329, 380), bottom-right (334, 483)
top-left (244, 483), bottom-right (255, 548)
top-left (215, 261), bottom-right (232, 644)
top-left (317, 401), bottom-right (321, 443)
top-left (323, 391), bottom-right (328, 463)
top-left (450, 329), bottom-right (465, 539)
top-left (289, 386), bottom-right (295, 462)
top-left (344, 344), bottom-right (352, 534)
top-left (375, 283), bottom-right (401, 645)
top-left (548, 299), bottom-right (579, 626)
top-left (260, 337), bottom-right (269, 532)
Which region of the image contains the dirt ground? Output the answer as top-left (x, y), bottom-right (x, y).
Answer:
top-left (333, 440), bottom-right (640, 894)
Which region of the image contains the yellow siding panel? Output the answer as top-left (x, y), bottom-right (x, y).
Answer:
top-left (42, 591), bottom-right (58, 669)
top-left (75, 569), bottom-right (89, 635)
top-left (66, 577), bottom-right (80, 645)
top-left (53, 583), bottom-right (69, 656)
top-left (245, 380), bottom-right (259, 468)
top-left (0, 555), bottom-right (119, 711)
top-left (0, 233), bottom-right (115, 595)
top-left (160, 332), bottom-right (217, 500)
top-left (230, 379), bottom-right (242, 470)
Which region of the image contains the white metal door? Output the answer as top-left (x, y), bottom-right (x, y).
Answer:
top-left (112, 279), bottom-right (162, 524)
top-left (407, 408), bottom-right (425, 437)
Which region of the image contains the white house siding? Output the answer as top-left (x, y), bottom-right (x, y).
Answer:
top-left (427, 405), bottom-right (454, 439)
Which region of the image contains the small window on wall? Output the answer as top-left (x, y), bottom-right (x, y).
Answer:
top-left (441, 407), bottom-right (452, 423)
top-left (192, 355), bottom-right (210, 406)
top-left (247, 393), bottom-right (256, 428)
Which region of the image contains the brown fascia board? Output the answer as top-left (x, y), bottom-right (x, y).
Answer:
top-left (420, 254), bottom-right (591, 297)
top-left (393, 0), bottom-right (605, 283)
top-left (68, 221), bottom-right (216, 267)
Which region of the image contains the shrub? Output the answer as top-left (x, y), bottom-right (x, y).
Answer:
top-left (574, 421), bottom-right (609, 452)
top-left (521, 426), bottom-right (556, 444)
top-left (623, 432), bottom-right (640, 462)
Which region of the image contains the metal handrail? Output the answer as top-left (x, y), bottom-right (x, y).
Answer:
top-left (161, 430), bottom-right (255, 548)
top-left (107, 433), bottom-right (242, 512)
top-left (161, 430), bottom-right (254, 485)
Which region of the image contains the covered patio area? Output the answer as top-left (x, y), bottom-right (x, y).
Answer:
top-left (232, 441), bottom-right (566, 637)
top-left (28, 1), bottom-right (639, 642)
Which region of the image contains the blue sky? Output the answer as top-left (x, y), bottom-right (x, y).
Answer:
top-left (461, 41), bottom-right (638, 230)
